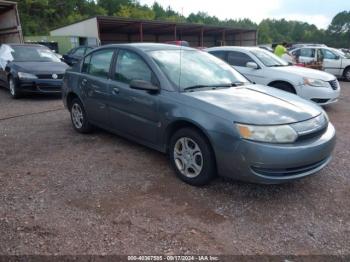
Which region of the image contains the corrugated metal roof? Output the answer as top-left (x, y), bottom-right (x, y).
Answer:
top-left (51, 16), bottom-right (257, 34)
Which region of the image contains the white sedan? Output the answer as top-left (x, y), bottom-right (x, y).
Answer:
top-left (205, 46), bottom-right (340, 105)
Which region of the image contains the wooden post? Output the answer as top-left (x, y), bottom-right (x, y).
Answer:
top-left (222, 30), bottom-right (226, 46)
top-left (200, 27), bottom-right (204, 47)
top-left (139, 23), bottom-right (143, 42)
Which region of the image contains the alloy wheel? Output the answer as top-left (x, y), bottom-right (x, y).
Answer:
top-left (9, 79), bottom-right (15, 96)
top-left (71, 103), bottom-right (84, 129)
top-left (173, 137), bottom-right (203, 178)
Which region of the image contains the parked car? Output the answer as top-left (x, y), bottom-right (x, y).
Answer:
top-left (206, 46), bottom-right (340, 105)
top-left (290, 46), bottom-right (350, 81)
top-left (0, 44), bottom-right (69, 98)
top-left (62, 46), bottom-right (95, 66)
top-left (62, 43), bottom-right (335, 186)
top-left (259, 45), bottom-right (273, 52)
top-left (165, 40), bottom-right (190, 47)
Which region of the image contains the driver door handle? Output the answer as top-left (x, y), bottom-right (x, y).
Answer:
top-left (112, 87), bottom-right (120, 95)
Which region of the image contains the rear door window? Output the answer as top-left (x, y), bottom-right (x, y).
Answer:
top-left (83, 49), bottom-right (114, 79)
top-left (299, 48), bottom-right (316, 58)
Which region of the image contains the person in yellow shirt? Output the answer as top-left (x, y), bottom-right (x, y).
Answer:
top-left (274, 42), bottom-right (288, 57)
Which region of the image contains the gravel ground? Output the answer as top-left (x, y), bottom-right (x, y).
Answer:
top-left (0, 82), bottom-right (349, 256)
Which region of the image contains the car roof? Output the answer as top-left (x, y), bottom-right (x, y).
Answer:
top-left (290, 45), bottom-right (330, 51)
top-left (7, 43), bottom-right (47, 48)
top-left (95, 43), bottom-right (195, 52)
top-left (205, 46), bottom-right (261, 52)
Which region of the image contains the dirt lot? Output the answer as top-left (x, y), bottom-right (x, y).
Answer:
top-left (0, 82), bottom-right (349, 256)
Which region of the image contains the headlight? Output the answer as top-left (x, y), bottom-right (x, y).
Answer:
top-left (236, 123), bottom-right (298, 143)
top-left (18, 72), bottom-right (38, 79)
top-left (303, 77), bottom-right (328, 87)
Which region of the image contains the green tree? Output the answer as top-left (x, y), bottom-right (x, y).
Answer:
top-left (258, 20), bottom-right (272, 44)
top-left (327, 11), bottom-right (350, 47)
top-left (115, 4), bottom-right (155, 20)
top-left (97, 0), bottom-right (134, 16)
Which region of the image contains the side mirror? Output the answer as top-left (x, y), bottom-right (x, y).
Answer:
top-left (246, 62), bottom-right (259, 69)
top-left (130, 80), bottom-right (159, 92)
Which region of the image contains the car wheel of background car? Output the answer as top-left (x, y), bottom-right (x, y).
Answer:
top-left (8, 76), bottom-right (21, 99)
top-left (344, 67), bottom-right (350, 82)
top-left (169, 128), bottom-right (216, 186)
top-left (269, 82), bottom-right (296, 94)
top-left (70, 98), bottom-right (92, 133)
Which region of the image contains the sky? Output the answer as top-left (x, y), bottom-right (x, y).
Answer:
top-left (139, 0), bottom-right (350, 29)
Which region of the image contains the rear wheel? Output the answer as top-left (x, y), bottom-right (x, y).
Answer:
top-left (169, 128), bottom-right (216, 186)
top-left (8, 76), bottom-right (21, 99)
top-left (269, 82), bottom-right (296, 94)
top-left (70, 98), bottom-right (92, 133)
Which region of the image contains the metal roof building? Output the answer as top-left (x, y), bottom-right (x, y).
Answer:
top-left (50, 16), bottom-right (257, 47)
top-left (0, 0), bottom-right (23, 43)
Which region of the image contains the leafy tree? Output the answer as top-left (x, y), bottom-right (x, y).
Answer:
top-left (116, 4), bottom-right (155, 20)
top-left (12, 0), bottom-right (350, 48)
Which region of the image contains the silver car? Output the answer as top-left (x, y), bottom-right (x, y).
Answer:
top-left (62, 44), bottom-right (336, 186)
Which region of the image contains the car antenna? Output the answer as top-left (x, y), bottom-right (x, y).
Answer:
top-left (178, 41), bottom-right (182, 90)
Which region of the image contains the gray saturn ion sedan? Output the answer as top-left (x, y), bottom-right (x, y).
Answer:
top-left (62, 43), bottom-right (336, 186)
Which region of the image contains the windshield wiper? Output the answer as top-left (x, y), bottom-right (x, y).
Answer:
top-left (269, 64), bottom-right (288, 67)
top-left (183, 83), bottom-right (243, 92)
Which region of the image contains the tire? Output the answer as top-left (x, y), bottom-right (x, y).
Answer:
top-left (270, 82), bottom-right (296, 94)
top-left (169, 128), bottom-right (216, 186)
top-left (344, 68), bottom-right (350, 82)
top-left (70, 98), bottom-right (92, 133)
top-left (8, 76), bottom-right (21, 99)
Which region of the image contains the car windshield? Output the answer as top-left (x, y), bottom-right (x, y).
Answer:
top-left (251, 49), bottom-right (289, 67)
top-left (149, 49), bottom-right (249, 91)
top-left (11, 46), bottom-right (61, 62)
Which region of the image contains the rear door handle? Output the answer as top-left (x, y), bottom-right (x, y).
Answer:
top-left (112, 87), bottom-right (119, 95)
top-left (81, 78), bottom-right (88, 86)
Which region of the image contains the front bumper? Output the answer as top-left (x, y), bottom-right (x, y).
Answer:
top-left (18, 79), bottom-right (63, 94)
top-left (298, 83), bottom-right (340, 105)
top-left (214, 122), bottom-right (336, 184)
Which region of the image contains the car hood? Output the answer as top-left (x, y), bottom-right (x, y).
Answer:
top-left (184, 84), bottom-right (322, 125)
top-left (270, 65), bottom-right (335, 81)
top-left (12, 62), bottom-right (69, 74)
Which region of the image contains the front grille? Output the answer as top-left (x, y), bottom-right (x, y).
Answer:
top-left (329, 80), bottom-right (338, 90)
top-left (37, 74), bottom-right (64, 80)
top-left (37, 86), bottom-right (62, 92)
top-left (311, 98), bottom-right (330, 104)
top-left (252, 157), bottom-right (329, 177)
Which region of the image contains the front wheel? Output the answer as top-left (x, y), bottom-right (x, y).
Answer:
top-left (8, 76), bottom-right (21, 99)
top-left (70, 98), bottom-right (92, 133)
top-left (270, 82), bottom-right (296, 94)
top-left (169, 128), bottom-right (216, 186)
top-left (344, 68), bottom-right (350, 82)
